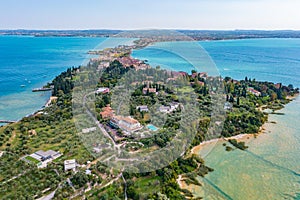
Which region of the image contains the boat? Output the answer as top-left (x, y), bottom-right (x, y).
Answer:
top-left (20, 85), bottom-right (26, 87)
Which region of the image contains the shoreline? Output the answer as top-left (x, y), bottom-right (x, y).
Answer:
top-left (190, 95), bottom-right (299, 155)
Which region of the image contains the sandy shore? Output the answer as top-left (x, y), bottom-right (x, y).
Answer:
top-left (191, 125), bottom-right (266, 155)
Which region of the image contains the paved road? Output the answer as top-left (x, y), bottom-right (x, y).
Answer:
top-left (83, 92), bottom-right (119, 151)
top-left (37, 190), bottom-right (56, 200)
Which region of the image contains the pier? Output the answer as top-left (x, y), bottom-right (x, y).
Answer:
top-left (32, 87), bottom-right (52, 92)
top-left (0, 120), bottom-right (17, 124)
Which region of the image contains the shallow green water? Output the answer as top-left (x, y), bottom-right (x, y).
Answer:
top-left (198, 97), bottom-right (300, 200)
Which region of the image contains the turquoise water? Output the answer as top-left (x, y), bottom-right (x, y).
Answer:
top-left (133, 39), bottom-right (300, 199)
top-left (147, 124), bottom-right (159, 131)
top-left (0, 36), bottom-right (134, 123)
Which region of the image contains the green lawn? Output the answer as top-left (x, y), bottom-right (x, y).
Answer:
top-left (24, 155), bottom-right (40, 164)
top-left (133, 176), bottom-right (161, 194)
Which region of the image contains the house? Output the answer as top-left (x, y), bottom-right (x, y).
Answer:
top-left (136, 105), bottom-right (149, 112)
top-left (143, 87), bottom-right (157, 95)
top-left (170, 102), bottom-right (180, 110)
top-left (85, 169), bottom-right (92, 175)
top-left (110, 116), bottom-right (143, 134)
top-left (100, 105), bottom-right (114, 119)
top-left (159, 102), bottom-right (180, 113)
top-left (224, 102), bottom-right (233, 110)
top-left (247, 88), bottom-right (261, 97)
top-left (29, 150), bottom-right (62, 168)
top-left (159, 106), bottom-right (171, 113)
top-left (64, 159), bottom-right (76, 171)
top-left (96, 87), bottom-right (110, 94)
top-left (30, 150), bottom-right (62, 162)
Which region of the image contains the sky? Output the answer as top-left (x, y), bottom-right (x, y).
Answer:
top-left (0, 0), bottom-right (300, 30)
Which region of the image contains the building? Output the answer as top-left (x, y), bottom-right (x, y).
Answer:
top-left (247, 88), bottom-right (261, 97)
top-left (30, 150), bottom-right (62, 162)
top-left (224, 102), bottom-right (233, 110)
top-left (159, 106), bottom-right (171, 113)
top-left (136, 105), bottom-right (149, 112)
top-left (96, 87), bottom-right (110, 94)
top-left (64, 159), bottom-right (76, 171)
top-left (29, 150), bottom-right (62, 168)
top-left (110, 116), bottom-right (143, 134)
top-left (100, 105), bottom-right (114, 119)
top-left (159, 102), bottom-right (180, 113)
top-left (85, 169), bottom-right (92, 175)
top-left (143, 87), bottom-right (157, 95)
top-left (170, 102), bottom-right (180, 111)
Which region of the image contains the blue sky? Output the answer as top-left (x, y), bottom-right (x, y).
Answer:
top-left (1, 0), bottom-right (299, 30)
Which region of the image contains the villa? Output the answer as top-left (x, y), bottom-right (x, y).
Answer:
top-left (96, 87), bottom-right (110, 94)
top-left (30, 150), bottom-right (61, 162)
top-left (143, 87), bottom-right (157, 95)
top-left (29, 150), bottom-right (62, 168)
top-left (136, 105), bottom-right (149, 112)
top-left (100, 105), bottom-right (115, 119)
top-left (224, 102), bottom-right (233, 110)
top-left (110, 115), bottom-right (143, 134)
top-left (247, 87), bottom-right (261, 97)
top-left (159, 102), bottom-right (180, 113)
top-left (64, 159), bottom-right (77, 171)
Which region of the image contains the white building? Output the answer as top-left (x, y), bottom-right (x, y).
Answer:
top-left (159, 102), bottom-right (180, 113)
top-left (30, 150), bottom-right (61, 162)
top-left (64, 159), bottom-right (76, 171)
top-left (110, 116), bottom-right (143, 134)
top-left (29, 150), bottom-right (62, 168)
top-left (136, 105), bottom-right (149, 112)
top-left (96, 87), bottom-right (110, 94)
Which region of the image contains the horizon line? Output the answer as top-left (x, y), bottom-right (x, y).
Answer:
top-left (1, 29), bottom-right (300, 32)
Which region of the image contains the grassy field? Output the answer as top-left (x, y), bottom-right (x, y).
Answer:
top-left (133, 176), bottom-right (161, 195)
top-left (24, 155), bottom-right (40, 164)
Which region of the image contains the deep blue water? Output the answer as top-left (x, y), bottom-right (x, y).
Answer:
top-left (200, 38), bottom-right (300, 87)
top-left (0, 36), bottom-right (106, 122)
top-left (132, 38), bottom-right (300, 87)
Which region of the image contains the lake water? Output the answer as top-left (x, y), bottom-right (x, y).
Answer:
top-left (132, 38), bottom-right (300, 200)
top-left (0, 36), bottom-right (134, 124)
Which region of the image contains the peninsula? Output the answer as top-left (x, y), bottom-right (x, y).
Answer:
top-left (0, 38), bottom-right (298, 200)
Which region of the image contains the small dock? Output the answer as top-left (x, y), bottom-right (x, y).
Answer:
top-left (0, 120), bottom-right (17, 124)
top-left (32, 88), bottom-right (52, 92)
